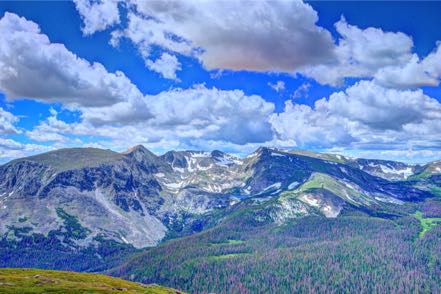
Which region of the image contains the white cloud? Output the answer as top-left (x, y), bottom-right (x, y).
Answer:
top-left (73, 1), bottom-right (441, 93)
top-left (0, 12), bottom-right (154, 127)
top-left (109, 0), bottom-right (335, 72)
top-left (374, 43), bottom-right (441, 89)
top-left (271, 81), bottom-right (441, 150)
top-left (270, 100), bottom-right (355, 148)
top-left (301, 17), bottom-right (414, 86)
top-left (0, 107), bottom-right (19, 135)
top-left (0, 103), bottom-right (45, 163)
top-left (292, 82), bottom-right (311, 99)
top-left (26, 86), bottom-right (275, 148)
top-left (74, 0), bottom-right (120, 35)
top-left (0, 12), bottom-right (144, 109)
top-left (146, 86), bottom-right (275, 144)
top-left (374, 55), bottom-right (438, 89)
top-left (322, 80), bottom-right (441, 130)
top-left (422, 42), bottom-right (441, 79)
top-left (110, 12), bottom-right (194, 59)
top-left (7, 79), bottom-right (441, 163)
top-left (268, 81), bottom-right (285, 93)
top-left (26, 130), bottom-right (66, 143)
top-left (146, 53), bottom-right (182, 80)
top-left (3, 9), bottom-right (441, 163)
top-left (25, 109), bottom-right (69, 142)
top-left (0, 12), bottom-right (276, 150)
top-left (0, 137), bottom-right (52, 163)
top-left (79, 98), bottom-right (151, 126)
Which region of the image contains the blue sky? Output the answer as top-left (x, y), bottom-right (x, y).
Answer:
top-left (1, 1), bottom-right (441, 163)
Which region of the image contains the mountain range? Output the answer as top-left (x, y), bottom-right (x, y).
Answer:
top-left (1, 146), bottom-right (440, 292)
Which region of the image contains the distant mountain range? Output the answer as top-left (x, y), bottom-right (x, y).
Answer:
top-left (0, 146), bottom-right (439, 248)
top-left (1, 146), bottom-right (440, 292)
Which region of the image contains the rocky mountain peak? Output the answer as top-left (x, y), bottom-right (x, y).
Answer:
top-left (210, 150), bottom-right (226, 158)
top-left (123, 145), bottom-right (158, 161)
top-left (123, 144), bottom-right (150, 155)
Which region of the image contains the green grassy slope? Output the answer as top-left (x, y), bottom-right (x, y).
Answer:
top-left (0, 268), bottom-right (181, 294)
top-left (414, 211), bottom-right (441, 238)
top-left (281, 172), bottom-right (374, 208)
top-left (297, 173), bottom-right (368, 201)
top-left (9, 148), bottom-right (124, 171)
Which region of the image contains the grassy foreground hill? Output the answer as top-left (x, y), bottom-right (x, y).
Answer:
top-left (0, 268), bottom-right (181, 293)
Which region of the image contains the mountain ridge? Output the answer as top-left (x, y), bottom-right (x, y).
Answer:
top-left (0, 145), bottom-right (439, 272)
top-left (3, 145), bottom-right (434, 170)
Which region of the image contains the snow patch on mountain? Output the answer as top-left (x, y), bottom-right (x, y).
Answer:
top-left (271, 152), bottom-right (286, 157)
top-left (288, 181), bottom-right (300, 190)
top-left (379, 165), bottom-right (413, 179)
top-left (264, 182), bottom-right (281, 191)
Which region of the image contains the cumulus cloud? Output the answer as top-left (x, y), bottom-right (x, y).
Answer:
top-left (422, 42), bottom-right (441, 79)
top-left (73, 1), bottom-right (441, 92)
top-left (0, 12), bottom-right (144, 109)
top-left (146, 86), bottom-right (275, 144)
top-left (321, 81), bottom-right (441, 130)
top-left (0, 137), bottom-right (52, 163)
top-left (0, 107), bottom-right (19, 135)
top-left (74, 0), bottom-right (120, 35)
top-left (271, 81), bottom-right (441, 150)
top-left (28, 86), bottom-right (275, 147)
top-left (0, 12), bottom-right (154, 127)
top-left (25, 108), bottom-right (69, 142)
top-left (8, 77), bottom-right (441, 162)
top-left (300, 17), bottom-right (414, 86)
top-left (146, 53), bottom-right (182, 80)
top-left (109, 12), bottom-right (194, 61)
top-left (109, 0), bottom-right (335, 72)
top-left (3, 8), bottom-right (441, 162)
top-left (374, 43), bottom-right (441, 89)
top-left (0, 12), bottom-right (277, 150)
top-left (270, 101), bottom-right (356, 148)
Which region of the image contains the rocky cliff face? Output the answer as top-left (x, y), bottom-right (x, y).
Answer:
top-left (0, 146), bottom-right (435, 250)
top-left (0, 147), bottom-right (168, 248)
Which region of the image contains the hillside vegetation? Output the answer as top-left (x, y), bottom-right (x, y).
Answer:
top-left (0, 268), bottom-right (181, 293)
top-left (110, 198), bottom-right (441, 293)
